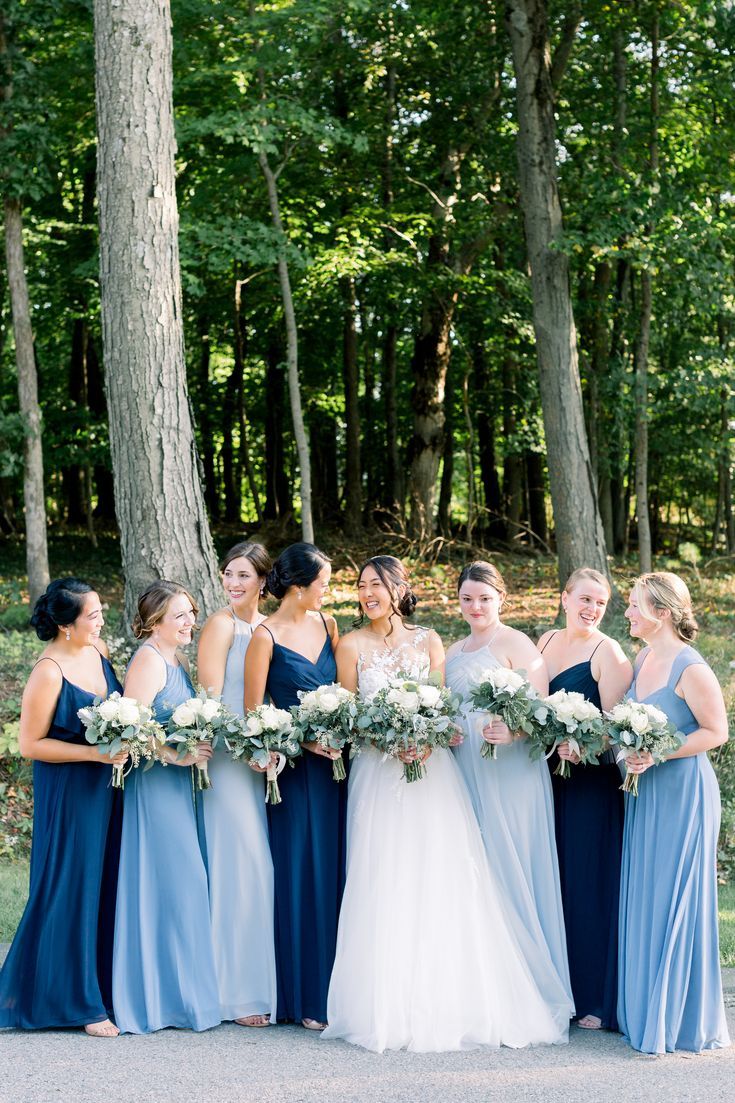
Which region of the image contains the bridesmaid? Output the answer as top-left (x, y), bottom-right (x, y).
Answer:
top-left (446, 561), bottom-right (573, 1014)
top-left (618, 571), bottom-right (729, 1054)
top-left (0, 579), bottom-right (126, 1035)
top-left (112, 581), bottom-right (220, 1034)
top-left (244, 542), bottom-right (345, 1031)
top-left (537, 568), bottom-right (632, 1031)
top-left (198, 541), bottom-right (277, 1027)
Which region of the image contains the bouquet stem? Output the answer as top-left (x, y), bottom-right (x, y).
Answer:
top-left (553, 758), bottom-right (571, 780)
top-left (196, 762), bottom-right (213, 790)
top-left (403, 759), bottom-right (425, 783)
top-left (480, 740), bottom-right (498, 760)
top-left (266, 762), bottom-right (282, 805)
top-left (332, 755), bottom-right (346, 782)
top-left (621, 770), bottom-right (640, 797)
top-left (112, 763), bottom-right (125, 790)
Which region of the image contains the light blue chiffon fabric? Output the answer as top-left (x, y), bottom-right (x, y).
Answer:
top-left (203, 613), bottom-right (277, 1021)
top-left (112, 649), bottom-right (220, 1034)
top-left (618, 645), bottom-right (730, 1053)
top-left (446, 644), bottom-right (574, 1019)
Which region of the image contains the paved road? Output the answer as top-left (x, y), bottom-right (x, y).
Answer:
top-left (1, 956), bottom-right (733, 1103)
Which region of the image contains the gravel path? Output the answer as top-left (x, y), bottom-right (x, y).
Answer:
top-left (1, 953), bottom-right (733, 1103)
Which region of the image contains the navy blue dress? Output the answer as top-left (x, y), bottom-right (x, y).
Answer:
top-left (264, 618), bottom-right (347, 1023)
top-left (0, 655), bottom-right (123, 1030)
top-left (545, 637), bottom-right (624, 1030)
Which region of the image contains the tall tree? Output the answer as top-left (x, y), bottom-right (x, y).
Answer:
top-left (505, 0), bottom-right (609, 586)
top-left (94, 0), bottom-right (221, 620)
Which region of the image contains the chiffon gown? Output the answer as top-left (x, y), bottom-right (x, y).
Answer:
top-left (112, 647), bottom-right (220, 1034)
top-left (263, 615), bottom-right (347, 1024)
top-left (447, 643), bottom-right (574, 1021)
top-left (323, 631), bottom-right (571, 1053)
top-left (541, 633), bottom-right (623, 1029)
top-left (618, 645), bottom-right (730, 1054)
top-left (0, 655), bottom-right (122, 1030)
top-left (203, 612), bottom-right (277, 1021)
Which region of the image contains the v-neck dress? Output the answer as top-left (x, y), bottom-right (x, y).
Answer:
top-left (263, 618), bottom-right (346, 1023)
top-left (0, 655), bottom-right (123, 1029)
top-left (617, 645), bottom-right (730, 1053)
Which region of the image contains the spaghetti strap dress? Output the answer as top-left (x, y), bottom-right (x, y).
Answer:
top-left (112, 647), bottom-right (220, 1034)
top-left (543, 632), bottom-right (624, 1029)
top-left (0, 655), bottom-right (123, 1030)
top-left (617, 645), bottom-right (730, 1053)
top-left (204, 613), bottom-right (277, 1021)
top-left (264, 616), bottom-right (346, 1024)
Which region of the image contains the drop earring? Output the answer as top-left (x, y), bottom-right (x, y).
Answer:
top-left (298, 589), bottom-right (302, 601)
top-left (65, 629), bottom-right (71, 641)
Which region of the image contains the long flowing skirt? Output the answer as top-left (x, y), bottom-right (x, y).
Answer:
top-left (323, 747), bottom-right (571, 1053)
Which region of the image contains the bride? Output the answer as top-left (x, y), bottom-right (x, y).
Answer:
top-left (322, 556), bottom-right (571, 1053)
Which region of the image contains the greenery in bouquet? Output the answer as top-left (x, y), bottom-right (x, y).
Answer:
top-left (291, 683), bottom-right (358, 781)
top-left (78, 692), bottom-right (166, 789)
top-left (531, 689), bottom-right (606, 778)
top-left (228, 704), bottom-right (302, 804)
top-left (466, 667), bottom-right (546, 760)
top-left (167, 689), bottom-right (242, 790)
top-left (605, 700), bottom-right (685, 796)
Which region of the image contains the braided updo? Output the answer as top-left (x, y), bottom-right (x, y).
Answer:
top-left (633, 571), bottom-right (699, 642)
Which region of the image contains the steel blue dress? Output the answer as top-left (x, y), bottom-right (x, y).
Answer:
top-left (0, 654), bottom-right (122, 1030)
top-left (263, 617), bottom-right (346, 1023)
top-left (618, 645), bottom-right (730, 1053)
top-left (112, 647), bottom-right (220, 1034)
top-left (544, 634), bottom-right (624, 1029)
top-left (204, 613), bottom-right (277, 1021)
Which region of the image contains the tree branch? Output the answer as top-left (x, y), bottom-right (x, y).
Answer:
top-left (550, 2), bottom-right (582, 92)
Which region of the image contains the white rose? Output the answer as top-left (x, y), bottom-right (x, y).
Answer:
top-left (629, 710), bottom-right (650, 735)
top-left (387, 687), bottom-right (420, 713)
top-left (261, 705), bottom-right (291, 730)
top-left (172, 703), bottom-right (196, 728)
top-left (317, 692), bottom-right (341, 714)
top-left (417, 684), bottom-right (442, 709)
top-left (645, 704), bottom-right (668, 728)
top-left (117, 698), bottom-right (141, 726)
top-left (200, 699), bottom-right (221, 722)
top-left (98, 698), bottom-right (119, 722)
top-left (493, 668), bottom-right (525, 695)
top-left (77, 707), bottom-right (95, 725)
top-left (246, 715), bottom-right (264, 736)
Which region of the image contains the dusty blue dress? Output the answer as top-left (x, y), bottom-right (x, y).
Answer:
top-left (0, 654), bottom-right (123, 1030)
top-left (617, 645), bottom-right (730, 1053)
top-left (112, 647), bottom-right (220, 1034)
top-left (263, 617), bottom-right (347, 1023)
top-left (544, 634), bottom-right (624, 1029)
top-left (204, 613), bottom-right (277, 1021)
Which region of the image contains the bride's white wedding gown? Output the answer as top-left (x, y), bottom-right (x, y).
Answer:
top-left (322, 631), bottom-right (572, 1053)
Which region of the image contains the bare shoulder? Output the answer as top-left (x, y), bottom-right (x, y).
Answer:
top-left (95, 638), bottom-right (111, 660)
top-left (595, 634), bottom-right (629, 663)
top-left (501, 623), bottom-right (537, 658)
top-left (536, 629), bottom-right (556, 652)
top-left (445, 637), bottom-right (466, 661)
top-left (336, 630), bottom-right (362, 658)
top-left (202, 607), bottom-right (235, 637)
top-left (26, 654), bottom-right (63, 694)
top-left (127, 644), bottom-right (165, 675)
top-left (322, 613), bottom-right (338, 639)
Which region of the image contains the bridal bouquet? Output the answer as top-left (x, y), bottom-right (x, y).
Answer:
top-left (529, 689), bottom-right (606, 778)
top-left (167, 690), bottom-right (241, 790)
top-left (78, 692), bottom-right (166, 789)
top-left (465, 667), bottom-right (545, 760)
top-left (227, 704), bottom-right (302, 804)
top-left (291, 683), bottom-right (358, 781)
top-left (605, 700), bottom-right (684, 796)
top-left (356, 674), bottom-right (460, 783)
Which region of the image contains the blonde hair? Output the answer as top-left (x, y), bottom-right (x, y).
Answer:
top-left (633, 571), bottom-right (698, 642)
top-left (131, 580), bottom-right (200, 639)
top-left (564, 567), bottom-right (611, 596)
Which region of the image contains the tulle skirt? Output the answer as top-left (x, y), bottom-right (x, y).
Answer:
top-left (323, 746), bottom-right (571, 1053)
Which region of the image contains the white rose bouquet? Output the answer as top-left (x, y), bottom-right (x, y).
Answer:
top-left (605, 700), bottom-right (684, 796)
top-left (167, 690), bottom-right (240, 790)
top-left (78, 692), bottom-right (166, 789)
top-left (227, 704), bottom-right (302, 804)
top-left (355, 673), bottom-right (460, 783)
top-left (528, 689), bottom-right (606, 779)
top-left (466, 667), bottom-right (546, 760)
top-left (291, 683), bottom-right (358, 781)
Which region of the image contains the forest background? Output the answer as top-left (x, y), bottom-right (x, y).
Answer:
top-left (0, 0), bottom-right (734, 943)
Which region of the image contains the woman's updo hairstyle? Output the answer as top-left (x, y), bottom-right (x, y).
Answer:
top-left (220, 541), bottom-right (272, 580)
top-left (354, 555), bottom-right (418, 631)
top-left (633, 571), bottom-right (699, 642)
top-left (131, 580), bottom-right (199, 640)
top-left (265, 543), bottom-right (331, 600)
top-left (457, 561), bottom-right (507, 605)
top-left (30, 578), bottom-right (95, 641)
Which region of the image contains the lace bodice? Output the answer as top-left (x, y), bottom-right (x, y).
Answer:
top-left (357, 627), bottom-right (431, 700)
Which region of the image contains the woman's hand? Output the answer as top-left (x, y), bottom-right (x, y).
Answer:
top-left (481, 717), bottom-right (514, 746)
top-left (625, 750), bottom-right (654, 775)
top-left (248, 751), bottom-right (280, 775)
top-left (398, 746), bottom-right (432, 765)
top-left (557, 740), bottom-right (581, 765)
top-left (177, 742), bottom-right (214, 768)
top-left (449, 724), bottom-right (464, 747)
top-left (303, 739), bottom-right (341, 761)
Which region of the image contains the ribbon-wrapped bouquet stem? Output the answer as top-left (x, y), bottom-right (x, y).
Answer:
top-left (167, 690), bottom-right (241, 790)
top-left (605, 700), bottom-right (684, 796)
top-left (228, 704), bottom-right (302, 804)
top-left (528, 689), bottom-right (606, 779)
top-left (78, 692), bottom-right (166, 789)
top-left (465, 667), bottom-right (545, 760)
top-left (291, 683), bottom-right (358, 781)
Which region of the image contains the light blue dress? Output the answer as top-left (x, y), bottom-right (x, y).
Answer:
top-left (446, 644), bottom-right (574, 1019)
top-left (112, 647), bottom-right (220, 1034)
top-left (618, 645), bottom-right (730, 1053)
top-left (203, 613), bottom-right (277, 1021)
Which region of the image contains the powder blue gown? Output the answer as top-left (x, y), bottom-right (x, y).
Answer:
top-left (544, 634), bottom-right (624, 1030)
top-left (112, 648), bottom-right (220, 1034)
top-left (447, 644), bottom-right (574, 1023)
top-left (617, 645), bottom-right (730, 1053)
top-left (203, 613), bottom-right (277, 1021)
top-left (0, 655), bottom-right (122, 1030)
top-left (263, 617), bottom-right (347, 1024)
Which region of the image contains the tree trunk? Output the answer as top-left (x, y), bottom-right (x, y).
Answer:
top-left (526, 450), bottom-right (548, 547)
top-left (263, 338), bottom-right (291, 521)
top-left (197, 317), bottom-right (219, 520)
top-left (502, 356), bottom-right (523, 541)
top-left (437, 363), bottom-right (454, 536)
top-left (381, 324), bottom-right (401, 512)
top-left (94, 0), bottom-right (221, 621)
top-left (3, 198), bottom-right (51, 603)
top-left (233, 278), bottom-right (262, 521)
top-left (341, 276), bottom-right (362, 532)
top-left (310, 418), bottom-right (340, 524)
top-left (506, 0), bottom-right (609, 586)
top-left (473, 339), bottom-right (503, 538)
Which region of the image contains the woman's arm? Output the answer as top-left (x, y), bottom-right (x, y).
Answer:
top-left (667, 663), bottom-right (728, 759)
top-left (594, 638), bottom-right (633, 712)
top-left (335, 635), bottom-right (359, 692)
top-left (427, 630), bottom-right (445, 682)
top-left (325, 613), bottom-right (340, 650)
top-left (197, 611), bottom-right (234, 696)
top-left (507, 628), bottom-right (549, 696)
top-left (18, 661), bottom-right (101, 764)
top-left (243, 625), bottom-right (273, 711)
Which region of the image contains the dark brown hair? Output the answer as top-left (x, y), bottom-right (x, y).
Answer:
top-left (354, 555), bottom-right (418, 634)
top-left (131, 580), bottom-right (200, 639)
top-left (220, 541), bottom-right (271, 578)
top-left (457, 561), bottom-right (507, 604)
top-left (265, 543), bottom-right (331, 600)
